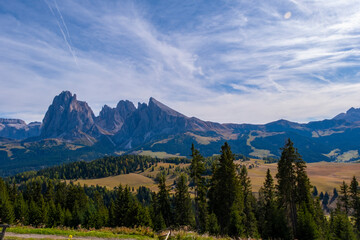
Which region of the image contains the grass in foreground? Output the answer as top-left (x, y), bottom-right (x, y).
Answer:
top-left (6, 226), bottom-right (230, 240)
top-left (7, 226), bottom-right (156, 239)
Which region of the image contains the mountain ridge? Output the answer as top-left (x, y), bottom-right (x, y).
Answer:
top-left (1, 90), bottom-right (360, 176)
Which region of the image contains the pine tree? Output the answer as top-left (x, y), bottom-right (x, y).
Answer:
top-left (156, 173), bottom-right (172, 227)
top-left (239, 166), bottom-right (258, 238)
top-left (350, 176), bottom-right (360, 232)
top-left (312, 186), bottom-right (318, 197)
top-left (340, 181), bottom-right (350, 215)
top-left (208, 213), bottom-right (220, 235)
top-left (114, 185), bottom-right (134, 227)
top-left (108, 200), bottom-right (116, 227)
top-left (56, 203), bottom-right (65, 226)
top-left (276, 139), bottom-right (298, 237)
top-left (47, 200), bottom-right (57, 227)
top-left (258, 169), bottom-right (282, 239)
top-left (1, 198), bottom-right (15, 224)
top-left (189, 144), bottom-right (208, 232)
top-left (174, 174), bottom-right (193, 227)
top-left (330, 206), bottom-right (357, 240)
top-left (208, 142), bottom-right (244, 236)
top-left (151, 193), bottom-right (166, 231)
top-left (28, 200), bottom-right (42, 226)
top-left (275, 138), bottom-right (324, 239)
top-left (14, 193), bottom-right (28, 224)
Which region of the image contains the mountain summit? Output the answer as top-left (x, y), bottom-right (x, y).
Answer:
top-left (40, 91), bottom-right (97, 141)
top-left (96, 100), bottom-right (136, 134)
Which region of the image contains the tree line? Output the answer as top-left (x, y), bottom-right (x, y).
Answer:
top-left (0, 140), bottom-right (359, 239)
top-left (10, 155), bottom-right (189, 183)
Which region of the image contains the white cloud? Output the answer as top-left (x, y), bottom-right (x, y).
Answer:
top-left (1, 0), bottom-right (360, 124)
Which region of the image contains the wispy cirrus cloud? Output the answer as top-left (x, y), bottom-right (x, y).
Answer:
top-left (1, 0), bottom-right (360, 124)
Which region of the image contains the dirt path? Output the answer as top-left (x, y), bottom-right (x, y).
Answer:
top-left (5, 232), bottom-right (135, 240)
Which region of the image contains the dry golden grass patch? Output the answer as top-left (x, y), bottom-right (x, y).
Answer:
top-left (72, 173), bottom-right (157, 191)
top-left (247, 161), bottom-right (360, 193)
top-left (134, 150), bottom-right (185, 159)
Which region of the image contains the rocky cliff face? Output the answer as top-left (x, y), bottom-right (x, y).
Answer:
top-left (40, 91), bottom-right (98, 140)
top-left (0, 119), bottom-right (41, 139)
top-left (114, 97), bottom-right (229, 149)
top-left (96, 100), bottom-right (136, 134)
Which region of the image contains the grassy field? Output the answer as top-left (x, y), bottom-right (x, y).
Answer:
top-left (6, 226), bottom-right (156, 240)
top-left (133, 150), bottom-right (186, 159)
top-left (72, 173), bottom-right (157, 191)
top-left (71, 157), bottom-right (360, 194)
top-left (5, 226), bottom-right (230, 240)
top-left (245, 160), bottom-right (360, 193)
top-left (72, 162), bottom-right (190, 192)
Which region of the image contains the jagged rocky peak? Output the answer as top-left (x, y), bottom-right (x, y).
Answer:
top-left (333, 107), bottom-right (360, 122)
top-left (41, 91), bottom-right (97, 139)
top-left (148, 97), bottom-right (185, 117)
top-left (96, 100), bottom-right (136, 134)
top-left (116, 100), bottom-right (136, 116)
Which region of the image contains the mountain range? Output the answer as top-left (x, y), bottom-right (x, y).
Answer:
top-left (1, 90), bottom-right (360, 176)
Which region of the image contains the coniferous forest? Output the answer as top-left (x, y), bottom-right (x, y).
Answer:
top-left (0, 139), bottom-right (360, 239)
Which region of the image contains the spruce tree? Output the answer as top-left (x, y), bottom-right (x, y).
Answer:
top-left (239, 166), bottom-right (258, 238)
top-left (157, 173), bottom-right (172, 227)
top-left (208, 142), bottom-right (244, 236)
top-left (14, 193), bottom-right (28, 224)
top-left (350, 176), bottom-right (360, 232)
top-left (189, 144), bottom-right (208, 232)
top-left (330, 206), bottom-right (357, 240)
top-left (276, 139), bottom-right (298, 236)
top-left (1, 198), bottom-right (15, 224)
top-left (276, 138), bottom-right (325, 239)
top-left (258, 169), bottom-right (287, 239)
top-left (340, 181), bottom-right (350, 215)
top-left (174, 174), bottom-right (193, 227)
top-left (151, 192), bottom-right (166, 230)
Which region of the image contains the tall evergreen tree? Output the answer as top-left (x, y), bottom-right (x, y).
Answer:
top-left (258, 168), bottom-right (292, 239)
top-left (350, 176), bottom-right (360, 232)
top-left (208, 142), bottom-right (244, 236)
top-left (190, 144), bottom-right (208, 232)
top-left (276, 139), bottom-right (325, 239)
top-left (14, 192), bottom-right (28, 224)
top-left (330, 206), bottom-right (357, 240)
top-left (239, 166), bottom-right (258, 238)
top-left (174, 174), bottom-right (193, 227)
top-left (276, 139), bottom-right (298, 236)
top-left (157, 173), bottom-right (172, 227)
top-left (340, 181), bottom-right (350, 215)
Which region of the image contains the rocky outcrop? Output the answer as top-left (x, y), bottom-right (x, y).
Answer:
top-left (96, 100), bottom-right (136, 134)
top-left (40, 91), bottom-right (98, 140)
top-left (0, 119), bottom-right (41, 139)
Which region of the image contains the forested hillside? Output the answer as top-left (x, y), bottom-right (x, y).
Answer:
top-left (0, 140), bottom-right (359, 239)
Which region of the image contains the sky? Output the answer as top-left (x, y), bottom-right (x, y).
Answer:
top-left (1, 0), bottom-right (360, 124)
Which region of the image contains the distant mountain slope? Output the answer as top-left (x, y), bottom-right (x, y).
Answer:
top-left (0, 119), bottom-right (41, 139)
top-left (333, 107), bottom-right (360, 122)
top-left (1, 90), bottom-right (360, 176)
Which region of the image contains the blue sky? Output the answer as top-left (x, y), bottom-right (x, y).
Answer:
top-left (1, 0), bottom-right (360, 124)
